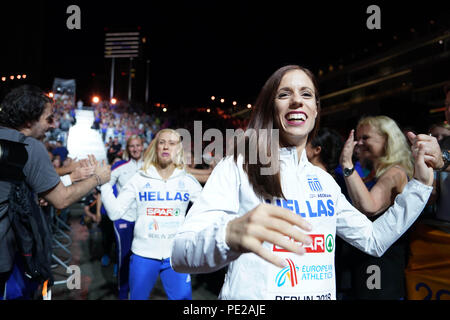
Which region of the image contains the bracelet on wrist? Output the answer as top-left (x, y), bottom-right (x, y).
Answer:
top-left (93, 173), bottom-right (102, 186)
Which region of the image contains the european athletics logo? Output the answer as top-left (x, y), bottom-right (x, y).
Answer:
top-left (307, 176), bottom-right (323, 192)
top-left (275, 259), bottom-right (299, 288)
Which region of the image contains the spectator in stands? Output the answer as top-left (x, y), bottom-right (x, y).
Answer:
top-left (100, 121), bottom-right (108, 141)
top-left (52, 155), bottom-right (62, 169)
top-left (339, 115), bottom-right (414, 300)
top-left (52, 140), bottom-right (69, 163)
top-left (59, 111), bottom-right (73, 132)
top-left (108, 136), bottom-right (122, 164)
top-left (306, 127), bottom-right (343, 177)
top-left (105, 122), bottom-right (115, 142)
top-left (0, 85), bottom-right (111, 299)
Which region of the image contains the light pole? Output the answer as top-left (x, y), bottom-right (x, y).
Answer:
top-left (145, 59), bottom-right (150, 105)
top-left (128, 57), bottom-right (134, 102)
top-left (110, 57), bottom-right (115, 100)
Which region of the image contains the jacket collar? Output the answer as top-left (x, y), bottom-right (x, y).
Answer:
top-left (139, 165), bottom-right (184, 181)
top-left (279, 147), bottom-right (309, 170)
top-left (129, 158), bottom-right (143, 166)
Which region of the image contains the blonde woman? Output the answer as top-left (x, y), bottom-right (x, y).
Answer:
top-left (340, 116), bottom-right (414, 216)
top-left (101, 129), bottom-right (202, 300)
top-left (339, 115), bottom-right (414, 299)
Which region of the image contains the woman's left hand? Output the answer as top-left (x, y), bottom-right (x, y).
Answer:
top-left (413, 143), bottom-right (434, 186)
top-left (340, 129), bottom-right (357, 168)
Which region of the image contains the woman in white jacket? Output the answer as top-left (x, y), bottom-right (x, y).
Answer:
top-left (101, 129), bottom-right (202, 300)
top-left (170, 65), bottom-right (434, 300)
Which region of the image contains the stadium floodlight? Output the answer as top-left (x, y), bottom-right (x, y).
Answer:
top-left (92, 96), bottom-right (100, 104)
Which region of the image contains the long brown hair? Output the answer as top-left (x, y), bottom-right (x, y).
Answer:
top-left (235, 65), bottom-right (321, 199)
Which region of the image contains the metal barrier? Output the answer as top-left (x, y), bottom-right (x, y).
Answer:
top-left (49, 206), bottom-right (72, 287)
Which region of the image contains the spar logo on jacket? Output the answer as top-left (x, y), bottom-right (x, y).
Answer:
top-left (138, 190), bottom-right (191, 218)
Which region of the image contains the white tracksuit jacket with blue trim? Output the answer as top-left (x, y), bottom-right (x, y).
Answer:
top-left (170, 148), bottom-right (432, 300)
top-left (101, 166), bottom-right (202, 260)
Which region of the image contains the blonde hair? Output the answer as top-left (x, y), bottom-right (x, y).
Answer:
top-left (141, 128), bottom-right (185, 173)
top-left (357, 116), bottom-right (414, 179)
top-left (122, 135), bottom-right (144, 161)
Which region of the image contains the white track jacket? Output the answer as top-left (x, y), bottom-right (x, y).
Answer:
top-left (108, 158), bottom-right (143, 222)
top-left (170, 148), bottom-right (432, 300)
top-left (101, 166), bottom-right (202, 260)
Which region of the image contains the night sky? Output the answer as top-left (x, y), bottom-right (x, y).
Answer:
top-left (1, 1), bottom-right (449, 110)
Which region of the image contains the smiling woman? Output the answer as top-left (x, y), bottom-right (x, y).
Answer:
top-left (236, 65), bottom-right (321, 200)
top-left (274, 71), bottom-right (318, 148)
